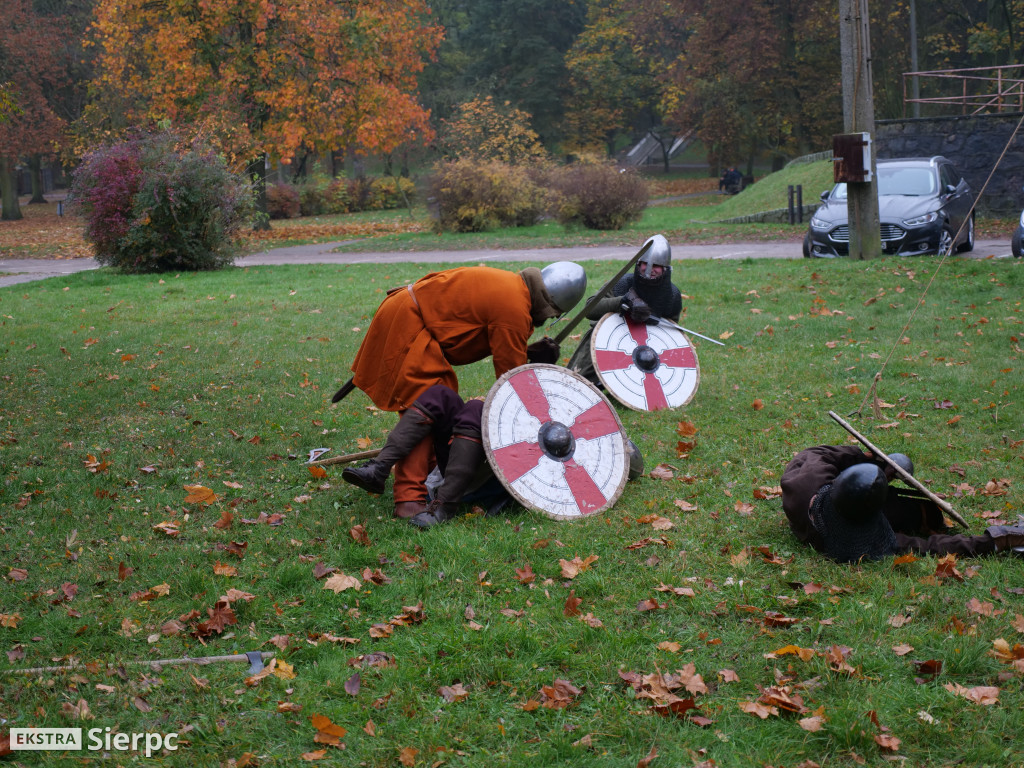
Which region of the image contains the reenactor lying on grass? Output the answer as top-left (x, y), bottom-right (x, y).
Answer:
top-left (781, 444), bottom-right (1024, 561)
top-left (341, 263), bottom-right (587, 520)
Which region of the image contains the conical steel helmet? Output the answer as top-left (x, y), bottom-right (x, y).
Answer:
top-left (638, 234), bottom-right (671, 279)
top-left (541, 262), bottom-right (587, 313)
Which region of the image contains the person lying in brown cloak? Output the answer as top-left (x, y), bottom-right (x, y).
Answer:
top-left (781, 444), bottom-right (1024, 562)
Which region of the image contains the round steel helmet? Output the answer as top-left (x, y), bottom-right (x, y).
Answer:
top-left (541, 262), bottom-right (587, 314)
top-left (888, 453), bottom-right (914, 476)
top-left (625, 438), bottom-right (644, 480)
top-left (831, 463), bottom-right (888, 523)
top-left (638, 234), bottom-right (671, 280)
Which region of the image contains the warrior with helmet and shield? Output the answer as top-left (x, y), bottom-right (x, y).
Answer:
top-left (341, 262), bottom-right (588, 521)
top-left (567, 234), bottom-right (683, 387)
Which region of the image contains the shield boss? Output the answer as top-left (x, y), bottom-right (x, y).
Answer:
top-left (591, 313), bottom-right (700, 411)
top-left (482, 364), bottom-right (629, 521)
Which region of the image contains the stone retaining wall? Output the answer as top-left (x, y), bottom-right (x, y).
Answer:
top-left (713, 205), bottom-right (818, 225)
top-left (876, 113), bottom-right (1024, 216)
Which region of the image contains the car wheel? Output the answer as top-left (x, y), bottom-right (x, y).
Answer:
top-left (956, 214), bottom-right (975, 253)
top-left (937, 226), bottom-right (954, 256)
top-left (802, 233), bottom-right (812, 258)
top-left (1013, 227), bottom-right (1023, 258)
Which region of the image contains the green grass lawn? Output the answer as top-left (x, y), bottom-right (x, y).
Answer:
top-left (1, 257), bottom-right (1023, 767)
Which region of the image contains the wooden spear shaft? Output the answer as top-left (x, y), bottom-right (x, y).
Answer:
top-left (310, 448), bottom-right (381, 467)
top-left (3, 651), bottom-right (276, 676)
top-left (828, 410), bottom-right (968, 528)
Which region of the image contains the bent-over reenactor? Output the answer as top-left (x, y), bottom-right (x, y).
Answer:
top-left (344, 263), bottom-right (587, 518)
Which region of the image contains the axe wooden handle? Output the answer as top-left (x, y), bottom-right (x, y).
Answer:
top-left (4, 651), bottom-right (276, 676)
top-left (828, 410), bottom-right (969, 529)
top-left (310, 448), bottom-right (381, 467)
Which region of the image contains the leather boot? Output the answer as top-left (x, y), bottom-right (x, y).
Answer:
top-left (342, 408), bottom-right (433, 495)
top-left (986, 525), bottom-right (1024, 552)
top-left (393, 500), bottom-right (427, 519)
top-left (410, 436), bottom-right (486, 529)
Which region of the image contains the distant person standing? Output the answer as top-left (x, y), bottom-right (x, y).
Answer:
top-left (719, 167), bottom-right (743, 194)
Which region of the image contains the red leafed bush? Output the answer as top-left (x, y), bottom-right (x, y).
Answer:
top-left (268, 183), bottom-right (301, 219)
top-left (69, 131), bottom-right (255, 273)
top-left (68, 140), bottom-right (145, 257)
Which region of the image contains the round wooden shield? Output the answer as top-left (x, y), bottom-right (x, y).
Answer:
top-left (482, 364), bottom-right (629, 521)
top-left (591, 313), bottom-right (700, 411)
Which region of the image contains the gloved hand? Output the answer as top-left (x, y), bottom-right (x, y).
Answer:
top-left (526, 337), bottom-right (560, 364)
top-left (620, 289), bottom-right (652, 323)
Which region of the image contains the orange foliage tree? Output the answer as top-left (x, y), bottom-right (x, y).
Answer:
top-left (82, 0), bottom-right (443, 174)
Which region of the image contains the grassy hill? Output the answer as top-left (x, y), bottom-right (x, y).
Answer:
top-left (711, 158), bottom-right (835, 219)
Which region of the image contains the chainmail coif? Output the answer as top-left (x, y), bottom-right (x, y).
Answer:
top-left (810, 483), bottom-right (898, 562)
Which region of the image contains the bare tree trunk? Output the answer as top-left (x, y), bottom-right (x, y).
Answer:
top-left (347, 146), bottom-right (365, 179)
top-left (658, 133), bottom-right (671, 174)
top-left (27, 154), bottom-right (47, 204)
top-left (0, 156), bottom-right (23, 221)
top-left (247, 153), bottom-right (270, 231)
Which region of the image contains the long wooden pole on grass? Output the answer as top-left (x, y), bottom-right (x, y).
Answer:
top-left (828, 410), bottom-right (968, 528)
top-left (4, 651), bottom-right (276, 676)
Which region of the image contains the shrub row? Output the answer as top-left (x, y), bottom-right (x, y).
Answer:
top-left (428, 160), bottom-right (648, 233)
top-left (267, 174), bottom-right (416, 219)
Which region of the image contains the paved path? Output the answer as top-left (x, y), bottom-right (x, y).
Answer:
top-left (0, 239), bottom-right (1014, 289)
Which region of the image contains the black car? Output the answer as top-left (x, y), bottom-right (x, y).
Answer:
top-left (805, 156), bottom-right (975, 258)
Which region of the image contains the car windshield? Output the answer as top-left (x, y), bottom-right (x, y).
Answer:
top-left (829, 165), bottom-right (938, 200)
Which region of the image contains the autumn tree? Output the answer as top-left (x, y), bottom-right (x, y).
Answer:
top-left (562, 0), bottom-right (667, 156)
top-left (439, 96), bottom-right (546, 164)
top-left (0, 85), bottom-right (20, 124)
top-left (0, 0), bottom-right (67, 221)
top-left (919, 0), bottom-right (1024, 68)
top-left (650, 0), bottom-right (841, 171)
top-left (82, 0), bottom-right (443, 221)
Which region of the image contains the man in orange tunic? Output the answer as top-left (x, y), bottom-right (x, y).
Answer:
top-left (346, 263), bottom-right (586, 518)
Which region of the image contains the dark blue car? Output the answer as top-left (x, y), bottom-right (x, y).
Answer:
top-left (805, 156), bottom-right (975, 258)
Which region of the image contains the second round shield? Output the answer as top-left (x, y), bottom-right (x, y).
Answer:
top-left (591, 313), bottom-right (700, 411)
top-left (482, 364), bottom-right (629, 521)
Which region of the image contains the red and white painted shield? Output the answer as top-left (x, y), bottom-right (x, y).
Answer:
top-left (591, 313), bottom-right (700, 411)
top-left (482, 364), bottom-right (629, 521)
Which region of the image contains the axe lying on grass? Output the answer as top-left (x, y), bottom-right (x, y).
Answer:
top-left (309, 448), bottom-right (381, 467)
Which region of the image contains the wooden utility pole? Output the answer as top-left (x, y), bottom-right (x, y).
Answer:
top-left (838, 0), bottom-right (881, 259)
top-left (909, 0), bottom-right (920, 118)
